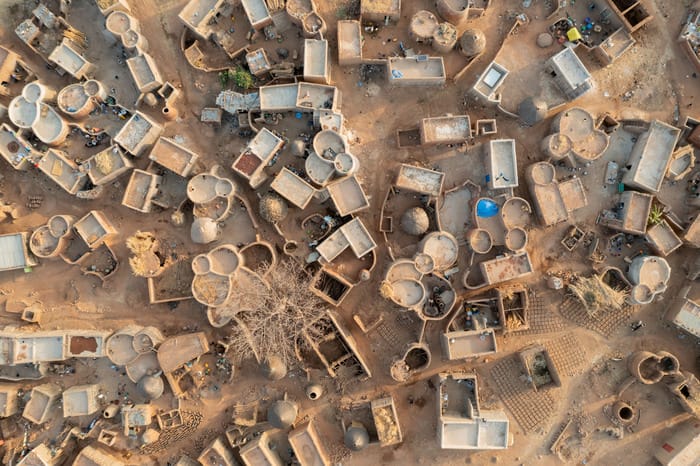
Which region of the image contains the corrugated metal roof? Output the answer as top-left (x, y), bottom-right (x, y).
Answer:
top-left (0, 234), bottom-right (27, 270)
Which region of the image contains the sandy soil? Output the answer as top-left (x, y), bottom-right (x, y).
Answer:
top-left (0, 0), bottom-right (699, 464)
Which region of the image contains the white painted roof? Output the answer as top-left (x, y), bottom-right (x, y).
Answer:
top-left (0, 233), bottom-right (26, 270)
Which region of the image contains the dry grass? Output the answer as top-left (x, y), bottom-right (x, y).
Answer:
top-left (505, 313), bottom-right (525, 331)
top-left (126, 231), bottom-right (161, 277)
top-left (94, 150), bottom-right (115, 175)
top-left (567, 274), bottom-right (627, 317)
top-left (379, 280), bottom-right (393, 300)
top-left (126, 231), bottom-right (157, 255)
top-left (128, 252), bottom-right (160, 278)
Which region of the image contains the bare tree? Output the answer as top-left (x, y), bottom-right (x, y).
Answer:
top-left (219, 259), bottom-right (326, 366)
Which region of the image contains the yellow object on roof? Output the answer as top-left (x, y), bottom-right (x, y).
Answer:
top-left (567, 28), bottom-right (582, 42)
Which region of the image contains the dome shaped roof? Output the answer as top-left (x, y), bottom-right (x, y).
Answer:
top-left (290, 138), bottom-right (306, 157)
top-left (459, 28), bottom-right (486, 56)
top-left (518, 96), bottom-right (548, 126)
top-left (143, 92), bottom-right (158, 107)
top-left (345, 423), bottom-right (369, 451)
top-left (401, 207), bottom-right (429, 236)
top-left (141, 428), bottom-right (160, 444)
top-left (137, 374), bottom-right (164, 400)
top-left (259, 192), bottom-right (289, 223)
top-left (268, 400), bottom-right (298, 429)
top-left (537, 32), bottom-right (554, 48)
top-left (261, 355), bottom-right (287, 381)
top-left (191, 217), bottom-right (219, 244)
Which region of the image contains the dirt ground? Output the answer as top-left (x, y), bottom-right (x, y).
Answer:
top-left (1, 0), bottom-right (700, 465)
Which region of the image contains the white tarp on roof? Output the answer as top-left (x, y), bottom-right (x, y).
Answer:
top-left (216, 90), bottom-right (260, 114)
top-left (0, 233), bottom-right (26, 270)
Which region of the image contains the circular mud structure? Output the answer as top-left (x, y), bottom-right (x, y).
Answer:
top-left (505, 227), bottom-right (528, 252)
top-left (528, 162), bottom-right (555, 185)
top-left (469, 228), bottom-right (493, 254)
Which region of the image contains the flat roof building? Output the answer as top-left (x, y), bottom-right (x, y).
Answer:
top-left (361, 0), bottom-right (401, 22)
top-left (395, 164), bottom-right (445, 197)
top-left (259, 84), bottom-right (297, 112)
top-left (48, 39), bottom-right (95, 79)
top-left (233, 128), bottom-right (284, 188)
top-left (113, 111), bottom-right (163, 156)
top-left (0, 384), bottom-right (19, 417)
top-left (177, 0), bottom-right (225, 40)
top-left (257, 83), bottom-right (340, 113)
top-left (606, 0), bottom-right (653, 33)
top-left (645, 219), bottom-right (683, 256)
top-left (122, 403), bottom-right (155, 436)
top-left (486, 139), bottom-right (518, 190)
top-left (74, 210), bottom-right (116, 249)
top-left (518, 345), bottom-right (561, 391)
top-left (545, 47), bottom-right (593, 100)
top-left (594, 27), bottom-right (637, 66)
top-left (304, 39), bottom-right (330, 85)
top-left (23, 383), bottom-right (61, 424)
top-left (441, 328), bottom-right (497, 360)
top-left (436, 373), bottom-right (510, 450)
top-left (149, 137), bottom-right (199, 177)
top-left (316, 218), bottom-right (377, 262)
top-left (73, 445), bottom-right (127, 466)
top-left (241, 0), bottom-right (272, 30)
top-left (240, 430), bottom-right (283, 466)
top-left (665, 286), bottom-right (700, 339)
top-left (654, 419), bottom-right (700, 466)
top-left (388, 57), bottom-right (446, 86)
top-left (246, 48), bottom-right (271, 77)
top-left (419, 115), bottom-right (471, 145)
top-left (326, 175), bottom-right (370, 216)
top-left (684, 214), bottom-right (700, 248)
top-left (480, 252), bottom-right (533, 286)
top-left (122, 169), bottom-right (162, 213)
top-left (297, 82), bottom-right (339, 112)
top-left (37, 149), bottom-right (88, 195)
top-left (16, 443), bottom-right (60, 466)
top-left (157, 332), bottom-right (209, 373)
top-left (337, 20), bottom-right (362, 65)
top-left (200, 107), bottom-right (222, 125)
top-left (370, 397), bottom-right (402, 446)
top-left (301, 310), bottom-right (373, 377)
top-left (527, 162), bottom-right (588, 226)
top-left (0, 123), bottom-right (39, 170)
top-left (0, 45), bottom-right (18, 81)
top-left (473, 61), bottom-right (509, 103)
top-left (598, 190), bottom-right (653, 235)
top-left (0, 329), bottom-right (110, 365)
top-left (198, 436), bottom-right (237, 466)
top-left (288, 421), bottom-right (330, 466)
top-left (86, 144), bottom-right (133, 186)
top-left (126, 53), bottom-right (163, 94)
top-left (622, 120), bottom-right (681, 193)
top-left (0, 232), bottom-right (37, 272)
top-left (271, 167), bottom-right (317, 209)
top-left (62, 384), bottom-right (101, 417)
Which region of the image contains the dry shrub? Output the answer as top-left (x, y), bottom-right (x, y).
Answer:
top-left (568, 274), bottom-right (627, 316)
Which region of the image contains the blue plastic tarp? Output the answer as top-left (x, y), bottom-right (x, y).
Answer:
top-left (476, 198), bottom-right (499, 218)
